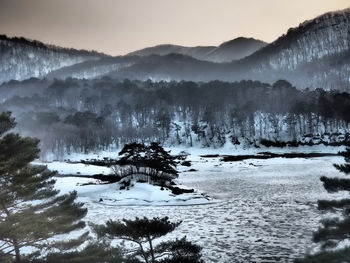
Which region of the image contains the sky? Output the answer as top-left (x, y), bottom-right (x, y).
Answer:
top-left (0, 0), bottom-right (349, 56)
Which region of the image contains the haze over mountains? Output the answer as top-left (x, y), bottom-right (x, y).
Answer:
top-left (1, 7), bottom-right (349, 91)
top-left (127, 37), bottom-right (267, 63)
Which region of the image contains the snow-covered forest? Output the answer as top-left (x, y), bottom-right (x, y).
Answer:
top-left (0, 78), bottom-right (349, 159)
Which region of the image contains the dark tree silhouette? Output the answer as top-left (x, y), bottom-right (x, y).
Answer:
top-left (34, 242), bottom-right (129, 263)
top-left (312, 148), bottom-right (350, 247)
top-left (118, 142), bottom-right (147, 173)
top-left (296, 148), bottom-right (350, 263)
top-left (0, 112), bottom-right (88, 263)
top-left (92, 217), bottom-right (203, 263)
top-left (296, 149), bottom-right (350, 262)
top-left (116, 142), bottom-right (178, 182)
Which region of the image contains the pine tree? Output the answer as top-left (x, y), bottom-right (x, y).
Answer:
top-left (311, 148), bottom-right (350, 252)
top-left (145, 142), bottom-right (178, 177)
top-left (0, 112), bottom-right (88, 263)
top-left (117, 142), bottom-right (178, 182)
top-left (92, 217), bottom-right (203, 263)
top-left (36, 242), bottom-right (128, 263)
top-left (117, 142), bottom-right (147, 173)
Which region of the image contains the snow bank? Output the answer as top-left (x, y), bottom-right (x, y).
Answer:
top-left (33, 161), bottom-right (112, 175)
top-left (54, 177), bottom-right (212, 206)
top-left (33, 160), bottom-right (213, 206)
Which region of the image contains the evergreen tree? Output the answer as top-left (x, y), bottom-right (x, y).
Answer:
top-left (298, 148), bottom-right (350, 262)
top-left (118, 142), bottom-right (147, 173)
top-left (333, 149), bottom-right (350, 175)
top-left (92, 217), bottom-right (203, 263)
top-left (0, 112), bottom-right (88, 263)
top-left (117, 142), bottom-right (178, 181)
top-left (295, 247), bottom-right (350, 263)
top-left (314, 148), bottom-right (350, 247)
top-left (35, 242), bottom-right (130, 263)
top-left (145, 143), bottom-right (178, 177)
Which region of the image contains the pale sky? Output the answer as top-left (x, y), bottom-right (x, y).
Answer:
top-left (0, 0), bottom-right (349, 56)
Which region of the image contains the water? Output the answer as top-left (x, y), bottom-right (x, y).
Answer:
top-left (84, 156), bottom-right (344, 263)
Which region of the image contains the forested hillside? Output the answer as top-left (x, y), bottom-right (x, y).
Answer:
top-left (0, 78), bottom-right (349, 159)
top-left (0, 35), bottom-right (105, 84)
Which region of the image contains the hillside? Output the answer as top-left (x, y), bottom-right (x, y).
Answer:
top-left (113, 9), bottom-right (350, 90)
top-left (1, 8), bottom-right (349, 90)
top-left (0, 35), bottom-right (106, 84)
top-left (236, 8), bottom-right (350, 89)
top-left (127, 37), bottom-right (267, 63)
top-left (203, 37), bottom-right (267, 62)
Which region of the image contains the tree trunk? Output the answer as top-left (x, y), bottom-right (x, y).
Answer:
top-left (148, 236), bottom-right (155, 263)
top-left (14, 239), bottom-right (21, 263)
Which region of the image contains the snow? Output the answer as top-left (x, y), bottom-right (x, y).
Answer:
top-left (34, 148), bottom-right (349, 262)
top-left (53, 177), bottom-right (212, 206)
top-left (59, 144), bottom-right (345, 163)
top-left (33, 161), bottom-right (112, 175)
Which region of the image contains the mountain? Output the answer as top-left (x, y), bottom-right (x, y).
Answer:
top-left (0, 35), bottom-right (107, 84)
top-left (237, 8), bottom-right (350, 90)
top-left (120, 8), bottom-right (350, 90)
top-left (127, 37), bottom-right (267, 63)
top-left (127, 44), bottom-right (214, 61)
top-left (107, 53), bottom-right (228, 82)
top-left (1, 8), bottom-right (349, 91)
top-left (203, 37), bottom-right (267, 62)
top-left (46, 56), bottom-right (139, 80)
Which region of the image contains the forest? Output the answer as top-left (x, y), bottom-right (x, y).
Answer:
top-left (1, 78), bottom-right (350, 158)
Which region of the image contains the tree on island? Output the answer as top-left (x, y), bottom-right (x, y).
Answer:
top-left (297, 148), bottom-right (350, 262)
top-left (93, 217), bottom-right (203, 263)
top-left (115, 142), bottom-right (178, 184)
top-left (0, 112), bottom-right (88, 263)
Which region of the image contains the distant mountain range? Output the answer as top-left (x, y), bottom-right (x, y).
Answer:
top-left (1, 7), bottom-right (350, 91)
top-left (127, 37), bottom-right (267, 63)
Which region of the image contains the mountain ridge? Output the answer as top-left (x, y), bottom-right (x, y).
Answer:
top-left (127, 37), bottom-right (267, 63)
top-left (0, 34), bottom-right (108, 57)
top-left (0, 34), bottom-right (108, 84)
top-left (1, 7), bottom-right (350, 90)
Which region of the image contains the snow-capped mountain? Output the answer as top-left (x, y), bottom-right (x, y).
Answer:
top-left (127, 37), bottom-right (266, 63)
top-left (0, 35), bottom-right (106, 84)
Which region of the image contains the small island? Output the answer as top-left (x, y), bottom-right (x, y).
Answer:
top-left (46, 143), bottom-right (212, 206)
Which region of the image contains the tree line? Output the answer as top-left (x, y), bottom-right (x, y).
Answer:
top-left (1, 78), bottom-right (350, 158)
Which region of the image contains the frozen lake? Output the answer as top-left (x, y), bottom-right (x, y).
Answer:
top-left (78, 155), bottom-right (345, 263)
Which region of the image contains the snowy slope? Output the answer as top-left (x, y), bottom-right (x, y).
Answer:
top-left (0, 35), bottom-right (106, 84)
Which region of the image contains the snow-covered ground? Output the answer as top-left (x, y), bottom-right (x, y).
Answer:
top-left (32, 161), bottom-right (212, 206)
top-left (53, 177), bottom-right (211, 206)
top-left (33, 161), bottom-right (112, 175)
top-left (44, 144), bottom-right (345, 162)
top-left (38, 147), bottom-right (348, 263)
